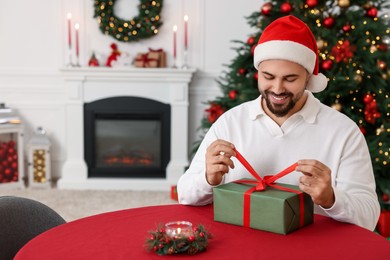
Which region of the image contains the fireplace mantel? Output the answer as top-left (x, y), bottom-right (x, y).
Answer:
top-left (57, 67), bottom-right (196, 190)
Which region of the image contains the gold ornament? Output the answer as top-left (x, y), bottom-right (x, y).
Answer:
top-left (376, 125), bottom-right (385, 135)
top-left (331, 103), bottom-right (342, 111)
top-left (370, 45), bottom-right (377, 53)
top-left (317, 39), bottom-right (325, 50)
top-left (354, 74), bottom-right (363, 83)
top-left (338, 0), bottom-right (350, 8)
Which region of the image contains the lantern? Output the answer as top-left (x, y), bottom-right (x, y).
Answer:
top-left (0, 123), bottom-right (24, 188)
top-left (28, 127), bottom-right (51, 188)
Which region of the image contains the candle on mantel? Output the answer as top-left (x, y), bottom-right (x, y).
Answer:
top-left (75, 23), bottom-right (80, 57)
top-left (67, 13), bottom-right (72, 50)
top-left (173, 25), bottom-right (177, 59)
top-left (184, 15), bottom-right (188, 50)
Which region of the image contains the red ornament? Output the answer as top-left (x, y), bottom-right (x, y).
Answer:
top-left (228, 90), bottom-right (238, 100)
top-left (366, 7), bottom-right (378, 18)
top-left (342, 24), bottom-right (351, 33)
top-left (363, 93), bottom-right (380, 124)
top-left (377, 43), bottom-right (388, 52)
top-left (331, 40), bottom-right (355, 63)
top-left (321, 60), bottom-right (333, 71)
top-left (247, 36), bottom-right (255, 46)
top-left (363, 94), bottom-right (374, 104)
top-left (253, 72), bottom-right (258, 81)
top-left (238, 68), bottom-right (246, 75)
top-left (306, 0), bottom-right (318, 8)
top-left (106, 43), bottom-right (121, 67)
top-left (261, 3), bottom-right (272, 16)
top-left (359, 126), bottom-right (367, 135)
top-left (280, 2), bottom-right (293, 14)
top-left (323, 17), bottom-right (335, 28)
top-left (382, 193), bottom-right (389, 202)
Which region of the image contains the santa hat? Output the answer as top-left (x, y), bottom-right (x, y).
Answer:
top-left (253, 15), bottom-right (327, 93)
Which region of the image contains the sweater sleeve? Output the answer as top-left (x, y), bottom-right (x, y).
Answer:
top-left (321, 127), bottom-right (380, 231)
top-left (177, 125), bottom-right (219, 206)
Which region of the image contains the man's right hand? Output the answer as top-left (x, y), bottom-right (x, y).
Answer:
top-left (205, 139), bottom-right (236, 185)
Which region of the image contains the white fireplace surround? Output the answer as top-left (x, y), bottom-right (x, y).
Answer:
top-left (57, 67), bottom-right (196, 190)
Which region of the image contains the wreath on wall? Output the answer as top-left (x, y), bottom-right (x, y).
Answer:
top-left (93, 0), bottom-right (163, 42)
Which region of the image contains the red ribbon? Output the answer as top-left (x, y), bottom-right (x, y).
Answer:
top-left (233, 148), bottom-right (305, 228)
top-left (148, 48), bottom-right (163, 53)
top-left (135, 54), bottom-right (158, 67)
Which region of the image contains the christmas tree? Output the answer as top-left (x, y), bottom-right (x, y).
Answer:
top-left (196, 0), bottom-right (390, 210)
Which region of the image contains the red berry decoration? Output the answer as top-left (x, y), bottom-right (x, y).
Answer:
top-left (280, 2), bottom-right (293, 14)
top-left (366, 7), bottom-right (378, 18)
top-left (261, 2), bottom-right (272, 16)
top-left (306, 0), bottom-right (318, 8)
top-left (323, 17), bottom-right (335, 28)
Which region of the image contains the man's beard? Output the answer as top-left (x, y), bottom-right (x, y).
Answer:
top-left (260, 89), bottom-right (303, 117)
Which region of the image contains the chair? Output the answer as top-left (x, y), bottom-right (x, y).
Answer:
top-left (0, 196), bottom-right (66, 260)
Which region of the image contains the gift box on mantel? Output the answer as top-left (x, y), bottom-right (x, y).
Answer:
top-left (133, 52), bottom-right (159, 68)
top-left (213, 149), bottom-right (314, 235)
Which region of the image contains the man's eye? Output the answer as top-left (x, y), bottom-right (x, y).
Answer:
top-left (263, 75), bottom-right (274, 80)
top-left (285, 77), bottom-right (297, 82)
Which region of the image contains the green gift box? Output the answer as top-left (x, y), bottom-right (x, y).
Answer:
top-left (213, 180), bottom-right (314, 234)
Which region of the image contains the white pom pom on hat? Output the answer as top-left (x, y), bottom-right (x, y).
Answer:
top-left (253, 15), bottom-right (328, 93)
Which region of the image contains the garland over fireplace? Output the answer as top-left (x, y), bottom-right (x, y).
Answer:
top-left (57, 67), bottom-right (195, 190)
top-left (84, 96), bottom-right (171, 178)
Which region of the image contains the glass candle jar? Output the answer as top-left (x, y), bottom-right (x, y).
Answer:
top-left (165, 221), bottom-right (193, 238)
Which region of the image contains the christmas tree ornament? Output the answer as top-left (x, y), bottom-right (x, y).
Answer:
top-left (354, 74), bottom-right (363, 83)
top-left (238, 68), bottom-right (246, 75)
top-left (378, 60), bottom-right (387, 70)
top-left (317, 39), bottom-right (325, 50)
top-left (383, 193), bottom-right (389, 202)
top-left (280, 2), bottom-right (293, 14)
top-left (261, 2), bottom-right (272, 16)
top-left (331, 40), bottom-right (355, 63)
top-left (253, 72), bottom-right (258, 81)
top-left (338, 0), bottom-right (350, 8)
top-left (306, 0), bottom-right (318, 8)
top-left (376, 125), bottom-right (385, 135)
top-left (247, 36), bottom-right (255, 45)
top-left (377, 43), bottom-right (388, 52)
top-left (370, 45), bottom-right (378, 53)
top-left (323, 17), bottom-right (335, 28)
top-left (331, 103), bottom-right (342, 111)
top-left (321, 59), bottom-right (333, 71)
top-left (228, 90), bottom-right (238, 100)
top-left (366, 7), bottom-right (378, 18)
top-left (359, 126), bottom-right (367, 135)
top-left (342, 24), bottom-right (351, 33)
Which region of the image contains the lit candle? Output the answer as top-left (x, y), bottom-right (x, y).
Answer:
top-left (184, 15), bottom-right (188, 50)
top-left (165, 221), bottom-right (193, 238)
top-left (67, 13), bottom-right (72, 49)
top-left (173, 25), bottom-right (177, 59)
top-left (75, 23), bottom-right (80, 57)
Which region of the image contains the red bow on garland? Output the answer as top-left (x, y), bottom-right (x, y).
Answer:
top-left (233, 148), bottom-right (304, 228)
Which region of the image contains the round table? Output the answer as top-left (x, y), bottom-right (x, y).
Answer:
top-left (15, 204), bottom-right (390, 259)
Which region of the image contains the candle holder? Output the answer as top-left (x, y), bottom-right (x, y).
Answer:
top-left (165, 221), bottom-right (193, 238)
top-left (74, 55), bottom-right (81, 67)
top-left (66, 47), bottom-right (74, 68)
top-left (181, 49), bottom-right (189, 69)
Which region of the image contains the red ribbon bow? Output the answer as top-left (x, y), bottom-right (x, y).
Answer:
top-left (233, 148), bottom-right (305, 228)
top-left (148, 48), bottom-right (163, 53)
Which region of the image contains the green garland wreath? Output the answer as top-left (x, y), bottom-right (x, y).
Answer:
top-left (93, 0), bottom-right (163, 42)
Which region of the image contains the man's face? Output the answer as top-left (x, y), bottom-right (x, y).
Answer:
top-left (257, 59), bottom-right (309, 118)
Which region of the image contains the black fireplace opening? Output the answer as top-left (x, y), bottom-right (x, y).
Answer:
top-left (84, 96), bottom-right (171, 178)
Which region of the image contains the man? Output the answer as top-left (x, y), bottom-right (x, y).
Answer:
top-left (177, 15), bottom-right (380, 231)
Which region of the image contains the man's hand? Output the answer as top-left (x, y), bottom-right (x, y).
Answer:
top-left (295, 160), bottom-right (335, 208)
top-left (205, 139), bottom-right (236, 186)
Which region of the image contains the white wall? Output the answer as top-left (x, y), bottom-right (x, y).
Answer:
top-left (0, 0), bottom-right (263, 179)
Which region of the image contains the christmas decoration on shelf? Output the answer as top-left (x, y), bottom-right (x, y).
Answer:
top-left (27, 127), bottom-right (51, 188)
top-left (106, 43), bottom-right (121, 67)
top-left (193, 0), bottom-right (390, 211)
top-left (88, 52), bottom-right (100, 67)
top-left (0, 140), bottom-right (19, 183)
top-left (93, 0), bottom-right (163, 42)
top-left (133, 48), bottom-right (167, 68)
top-left (145, 223), bottom-right (212, 255)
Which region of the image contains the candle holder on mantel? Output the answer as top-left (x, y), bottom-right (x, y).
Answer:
top-left (181, 49), bottom-right (189, 69)
top-left (67, 47), bottom-right (74, 68)
top-left (27, 127), bottom-right (51, 188)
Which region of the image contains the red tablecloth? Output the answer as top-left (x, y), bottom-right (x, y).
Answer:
top-left (15, 204), bottom-right (390, 260)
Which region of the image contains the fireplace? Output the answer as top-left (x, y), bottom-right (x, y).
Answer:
top-left (57, 67), bottom-right (195, 190)
top-left (84, 96), bottom-right (170, 178)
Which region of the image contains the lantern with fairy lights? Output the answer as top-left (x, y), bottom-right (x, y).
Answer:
top-left (27, 127), bottom-right (51, 188)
